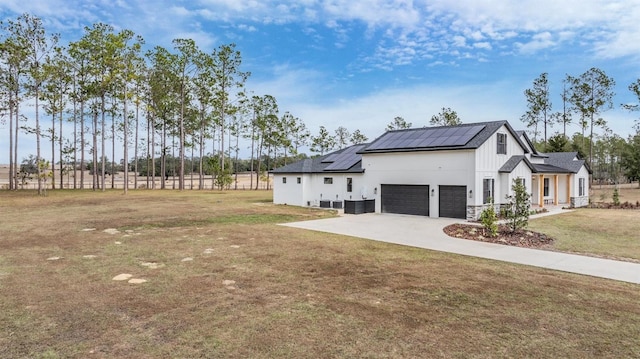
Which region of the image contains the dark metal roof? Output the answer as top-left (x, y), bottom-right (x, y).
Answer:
top-left (361, 121), bottom-right (529, 154)
top-left (270, 144), bottom-right (367, 174)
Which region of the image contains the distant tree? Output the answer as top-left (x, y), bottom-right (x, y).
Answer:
top-left (17, 155), bottom-right (38, 187)
top-left (567, 68), bottom-right (615, 166)
top-left (555, 77), bottom-right (573, 137)
top-left (429, 107), bottom-right (462, 126)
top-left (504, 179), bottom-right (531, 233)
top-left (570, 133), bottom-right (590, 160)
top-left (521, 73), bottom-right (552, 143)
top-left (622, 79), bottom-right (640, 132)
top-left (291, 117), bottom-right (310, 155)
top-left (385, 116), bottom-right (412, 131)
top-left (350, 129), bottom-right (368, 144)
top-left (310, 126), bottom-right (335, 155)
top-left (334, 126), bottom-right (350, 149)
top-left (621, 133), bottom-right (640, 187)
top-left (546, 133), bottom-right (571, 152)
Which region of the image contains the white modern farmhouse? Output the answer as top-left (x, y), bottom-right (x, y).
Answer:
top-left (271, 121), bottom-right (590, 220)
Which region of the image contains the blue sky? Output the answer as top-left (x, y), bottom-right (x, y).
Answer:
top-left (2, 0), bottom-right (640, 163)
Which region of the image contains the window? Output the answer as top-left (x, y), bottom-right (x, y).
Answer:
top-left (543, 178), bottom-right (549, 197)
top-left (517, 177), bottom-right (526, 189)
top-left (579, 178), bottom-right (585, 196)
top-left (282, 177), bottom-right (287, 184)
top-left (346, 178), bottom-right (353, 192)
top-left (497, 133), bottom-right (507, 154)
top-left (297, 177), bottom-right (301, 184)
top-left (324, 177), bottom-right (333, 184)
top-left (483, 178), bottom-right (494, 204)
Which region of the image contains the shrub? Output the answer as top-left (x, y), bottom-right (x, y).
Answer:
top-left (504, 179), bottom-right (531, 233)
top-left (613, 188), bottom-right (620, 206)
top-left (479, 199), bottom-right (498, 237)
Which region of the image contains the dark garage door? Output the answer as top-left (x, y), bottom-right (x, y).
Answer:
top-left (381, 184), bottom-right (429, 216)
top-left (439, 185), bottom-right (467, 219)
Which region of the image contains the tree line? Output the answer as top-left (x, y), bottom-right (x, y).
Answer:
top-left (520, 70), bottom-right (640, 185)
top-left (0, 14), bottom-right (327, 193)
top-left (2, 13), bottom-right (638, 194)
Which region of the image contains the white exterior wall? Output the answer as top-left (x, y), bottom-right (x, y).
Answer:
top-left (273, 174), bottom-right (306, 206)
top-left (557, 174), bottom-right (569, 204)
top-left (571, 166), bottom-right (590, 207)
top-left (502, 161), bottom-right (532, 198)
top-left (273, 172), bottom-right (364, 207)
top-left (361, 150), bottom-right (475, 218)
top-left (475, 125), bottom-right (526, 206)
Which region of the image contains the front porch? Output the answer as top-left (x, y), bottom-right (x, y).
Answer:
top-left (531, 173), bottom-right (571, 208)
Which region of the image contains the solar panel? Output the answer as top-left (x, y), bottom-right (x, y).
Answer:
top-left (324, 144), bottom-right (366, 171)
top-left (364, 125), bottom-right (485, 151)
top-left (321, 153), bottom-right (340, 163)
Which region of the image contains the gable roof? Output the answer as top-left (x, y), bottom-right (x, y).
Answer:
top-left (270, 144), bottom-right (367, 174)
top-left (360, 121), bottom-right (529, 154)
top-left (499, 155), bottom-right (535, 173)
top-left (500, 152), bottom-right (590, 174)
top-left (516, 130), bottom-right (547, 157)
top-left (541, 151), bottom-right (590, 174)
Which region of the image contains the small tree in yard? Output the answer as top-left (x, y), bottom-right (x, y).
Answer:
top-left (505, 179), bottom-right (531, 233)
top-left (612, 188), bottom-right (620, 206)
top-left (479, 198), bottom-right (498, 237)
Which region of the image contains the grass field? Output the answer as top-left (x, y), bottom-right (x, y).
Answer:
top-left (591, 183), bottom-right (640, 204)
top-left (529, 209), bottom-right (640, 261)
top-left (1, 190), bottom-right (639, 358)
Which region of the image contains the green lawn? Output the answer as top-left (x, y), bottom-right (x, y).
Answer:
top-left (1, 190), bottom-right (639, 358)
top-left (529, 209), bottom-right (640, 261)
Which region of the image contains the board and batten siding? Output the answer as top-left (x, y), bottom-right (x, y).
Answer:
top-left (571, 165), bottom-right (590, 207)
top-left (500, 160), bottom-right (532, 201)
top-left (361, 150), bottom-right (475, 218)
top-left (474, 125), bottom-right (527, 206)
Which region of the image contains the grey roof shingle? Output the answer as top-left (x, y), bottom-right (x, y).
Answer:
top-left (499, 155), bottom-right (535, 173)
top-left (541, 152), bottom-right (588, 173)
top-left (532, 163), bottom-right (574, 173)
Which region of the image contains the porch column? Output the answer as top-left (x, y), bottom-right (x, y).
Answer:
top-left (566, 175), bottom-right (571, 203)
top-left (539, 174), bottom-right (544, 208)
top-left (553, 174), bottom-right (559, 205)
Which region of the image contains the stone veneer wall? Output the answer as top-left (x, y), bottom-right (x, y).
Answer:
top-left (570, 196), bottom-right (589, 208)
top-left (466, 203), bottom-right (509, 221)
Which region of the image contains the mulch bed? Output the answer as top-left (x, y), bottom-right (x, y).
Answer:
top-left (443, 223), bottom-right (554, 248)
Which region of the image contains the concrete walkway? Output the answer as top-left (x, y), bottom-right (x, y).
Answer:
top-left (282, 213), bottom-right (640, 285)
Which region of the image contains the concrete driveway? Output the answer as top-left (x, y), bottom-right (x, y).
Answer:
top-left (282, 213), bottom-right (640, 285)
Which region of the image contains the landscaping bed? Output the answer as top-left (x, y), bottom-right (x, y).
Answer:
top-left (444, 223), bottom-right (554, 248)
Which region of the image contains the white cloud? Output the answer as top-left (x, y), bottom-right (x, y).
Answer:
top-left (473, 42), bottom-right (492, 50)
top-left (452, 35), bottom-right (466, 48)
top-left (515, 32), bottom-right (556, 54)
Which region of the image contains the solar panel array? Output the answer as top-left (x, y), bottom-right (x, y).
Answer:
top-left (365, 125), bottom-right (486, 151)
top-left (321, 152), bottom-right (341, 163)
top-left (324, 144), bottom-right (367, 171)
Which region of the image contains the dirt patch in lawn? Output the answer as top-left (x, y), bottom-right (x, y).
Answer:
top-left (444, 223), bottom-right (554, 248)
